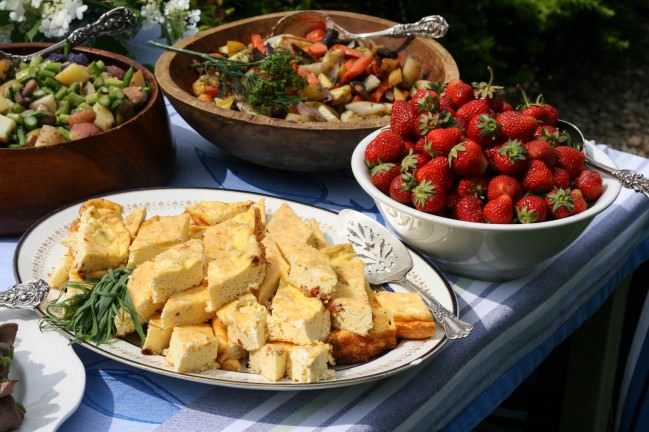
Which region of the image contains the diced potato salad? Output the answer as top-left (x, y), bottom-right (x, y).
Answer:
top-left (191, 27), bottom-right (432, 123)
top-left (0, 52), bottom-right (150, 148)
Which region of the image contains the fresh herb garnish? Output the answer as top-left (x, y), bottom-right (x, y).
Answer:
top-left (39, 268), bottom-right (145, 346)
top-left (148, 40), bottom-right (306, 116)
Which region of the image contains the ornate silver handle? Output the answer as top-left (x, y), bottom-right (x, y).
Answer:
top-left (400, 276), bottom-right (472, 339)
top-left (4, 7), bottom-right (136, 65)
top-left (0, 280), bottom-right (49, 309)
top-left (586, 159), bottom-right (649, 199)
top-left (342, 15), bottom-right (449, 40)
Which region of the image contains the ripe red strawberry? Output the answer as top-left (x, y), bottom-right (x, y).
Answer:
top-left (483, 194), bottom-right (513, 224)
top-left (545, 188), bottom-right (575, 219)
top-left (522, 160), bottom-right (554, 193)
top-left (521, 104), bottom-right (548, 124)
top-left (423, 127), bottom-right (463, 156)
top-left (438, 94), bottom-right (456, 114)
top-left (370, 162), bottom-right (401, 194)
top-left (552, 166), bottom-right (571, 189)
top-left (454, 196), bottom-right (484, 222)
top-left (457, 176), bottom-right (488, 200)
top-left (466, 113), bottom-right (502, 148)
top-left (496, 110), bottom-right (538, 142)
top-left (455, 98), bottom-right (491, 127)
top-left (410, 88), bottom-right (439, 113)
top-left (490, 139), bottom-right (528, 175)
top-left (487, 174), bottom-right (524, 202)
top-left (542, 103), bottom-right (559, 126)
top-left (364, 130), bottom-right (404, 166)
top-left (472, 66), bottom-right (505, 112)
top-left (534, 124), bottom-right (557, 140)
top-left (448, 140), bottom-right (488, 177)
top-left (389, 173), bottom-right (415, 204)
top-left (404, 138), bottom-right (417, 154)
top-left (400, 151), bottom-right (430, 175)
top-left (575, 170), bottom-right (603, 202)
top-left (444, 79), bottom-right (474, 108)
top-left (519, 94), bottom-right (559, 126)
top-left (446, 190), bottom-right (461, 212)
top-left (570, 189), bottom-right (588, 214)
top-left (415, 111), bottom-right (454, 136)
top-left (416, 156), bottom-right (455, 191)
top-left (515, 195), bottom-right (548, 223)
top-left (525, 139), bottom-right (557, 167)
top-left (501, 101), bottom-right (514, 112)
top-left (555, 146), bottom-right (585, 178)
top-left (390, 100), bottom-right (417, 139)
top-left (412, 179), bottom-right (446, 214)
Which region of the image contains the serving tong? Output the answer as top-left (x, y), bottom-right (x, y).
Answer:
top-left (0, 7), bottom-right (137, 66)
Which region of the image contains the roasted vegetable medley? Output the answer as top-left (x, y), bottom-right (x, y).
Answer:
top-left (0, 52), bottom-right (149, 148)
top-left (184, 27), bottom-right (430, 122)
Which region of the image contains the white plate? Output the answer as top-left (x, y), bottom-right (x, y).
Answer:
top-left (0, 308), bottom-right (85, 432)
top-left (13, 188), bottom-right (457, 390)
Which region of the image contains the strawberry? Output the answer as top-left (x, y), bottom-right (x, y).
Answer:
top-left (404, 138), bottom-right (417, 154)
top-left (515, 195), bottom-right (548, 223)
top-left (575, 169), bottom-right (604, 202)
top-left (438, 94), bottom-right (456, 114)
top-left (416, 156), bottom-right (455, 191)
top-left (389, 173), bottom-right (415, 204)
top-left (552, 166), bottom-right (572, 189)
top-left (454, 196), bottom-right (484, 222)
top-left (448, 140), bottom-right (488, 177)
top-left (364, 130), bottom-right (404, 166)
top-left (483, 194), bottom-right (513, 224)
top-left (521, 104), bottom-right (548, 124)
top-left (472, 66), bottom-right (505, 112)
top-left (457, 176), bottom-right (488, 200)
top-left (490, 139), bottom-right (528, 175)
top-left (415, 111), bottom-right (454, 136)
top-left (390, 100), bottom-right (417, 139)
top-left (542, 103), bottom-right (559, 126)
top-left (410, 88), bottom-right (439, 113)
top-left (370, 162), bottom-right (401, 194)
top-left (444, 79), bottom-right (474, 108)
top-left (522, 159), bottom-right (554, 193)
top-left (501, 101), bottom-right (514, 112)
top-left (487, 174), bottom-right (523, 202)
top-left (466, 113), bottom-right (502, 148)
top-left (412, 179), bottom-right (446, 214)
top-left (400, 150), bottom-right (430, 175)
top-left (455, 98), bottom-right (491, 127)
top-left (525, 139), bottom-right (557, 167)
top-left (534, 124), bottom-right (557, 140)
top-left (423, 127), bottom-right (463, 156)
top-left (519, 94), bottom-right (559, 126)
top-left (555, 146), bottom-right (585, 178)
top-left (570, 189), bottom-right (588, 214)
top-left (496, 110), bottom-right (538, 142)
top-left (446, 191), bottom-right (461, 212)
top-left (545, 188), bottom-right (575, 219)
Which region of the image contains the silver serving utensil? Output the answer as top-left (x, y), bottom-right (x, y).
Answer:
top-left (557, 120), bottom-right (649, 199)
top-left (337, 209), bottom-right (472, 340)
top-left (0, 280), bottom-right (49, 309)
top-left (271, 11), bottom-right (449, 41)
top-left (0, 7), bottom-right (137, 66)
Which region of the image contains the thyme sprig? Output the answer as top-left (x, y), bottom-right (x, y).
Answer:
top-left (148, 40), bottom-right (306, 116)
top-left (39, 268), bottom-right (145, 346)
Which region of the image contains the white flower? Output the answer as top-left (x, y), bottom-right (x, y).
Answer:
top-left (0, 0), bottom-right (30, 22)
top-left (39, 0), bottom-right (88, 38)
top-left (162, 0), bottom-right (201, 40)
top-left (140, 0), bottom-right (163, 29)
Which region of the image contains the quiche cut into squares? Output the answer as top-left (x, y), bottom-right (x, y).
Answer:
top-left (185, 200), bottom-right (253, 226)
top-left (114, 261), bottom-right (164, 337)
top-left (248, 343), bottom-right (289, 381)
top-left (211, 318), bottom-right (246, 372)
top-left (127, 213), bottom-right (191, 268)
top-left (254, 236), bottom-right (289, 306)
top-left (73, 199), bottom-right (131, 274)
top-left (160, 284), bottom-right (213, 329)
top-left (267, 278), bottom-right (331, 345)
top-left (150, 239), bottom-right (205, 304)
top-left (165, 324), bottom-right (220, 373)
top-left (204, 207), bottom-right (266, 312)
top-left (216, 293), bottom-right (268, 351)
top-left (286, 342), bottom-right (335, 384)
top-left (323, 243), bottom-right (373, 336)
top-left (374, 291), bottom-right (436, 339)
top-left (141, 313), bottom-right (173, 355)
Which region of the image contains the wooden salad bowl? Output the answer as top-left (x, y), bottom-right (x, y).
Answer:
top-left (0, 43), bottom-right (175, 236)
top-left (155, 10), bottom-right (459, 172)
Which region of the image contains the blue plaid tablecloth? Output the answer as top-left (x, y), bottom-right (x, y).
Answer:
top-left (2, 99), bottom-right (647, 431)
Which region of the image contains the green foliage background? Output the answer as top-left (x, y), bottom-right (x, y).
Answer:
top-left (211, 0), bottom-right (649, 94)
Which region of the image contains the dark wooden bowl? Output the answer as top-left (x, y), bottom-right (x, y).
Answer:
top-left (155, 10), bottom-right (459, 172)
top-left (0, 43), bottom-right (175, 236)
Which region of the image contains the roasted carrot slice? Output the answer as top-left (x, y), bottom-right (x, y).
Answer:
top-left (305, 28), bottom-right (325, 42)
top-left (302, 42), bottom-right (328, 58)
top-left (340, 56), bottom-right (374, 83)
top-left (250, 33), bottom-right (266, 54)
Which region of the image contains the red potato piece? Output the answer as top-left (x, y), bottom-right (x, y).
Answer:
top-left (106, 65), bottom-right (125, 79)
top-left (67, 108), bottom-right (96, 126)
top-left (123, 86), bottom-right (148, 105)
top-left (70, 122), bottom-right (102, 140)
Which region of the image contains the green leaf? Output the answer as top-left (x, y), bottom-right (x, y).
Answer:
top-left (26, 19), bottom-right (42, 42)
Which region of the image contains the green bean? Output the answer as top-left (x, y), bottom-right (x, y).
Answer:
top-left (67, 92), bottom-right (84, 107)
top-left (29, 56), bottom-right (42, 68)
top-left (75, 102), bottom-right (92, 111)
top-left (6, 112), bottom-right (22, 123)
top-left (57, 127), bottom-right (70, 140)
top-left (98, 94), bottom-right (111, 107)
top-left (103, 77), bottom-right (123, 87)
top-left (43, 77), bottom-right (60, 91)
top-left (85, 93), bottom-right (98, 105)
top-left (23, 114), bottom-right (38, 130)
top-left (38, 69), bottom-right (56, 80)
top-left (108, 87), bottom-right (123, 99)
top-left (110, 98), bottom-right (122, 110)
top-left (56, 100), bottom-right (70, 115)
top-left (15, 69), bottom-right (34, 83)
top-left (122, 67), bottom-right (134, 87)
top-left (16, 126), bottom-right (25, 146)
top-left (57, 113), bottom-right (70, 124)
top-left (42, 61), bottom-right (61, 74)
top-left (10, 103), bottom-right (23, 114)
top-left (69, 82), bottom-right (80, 94)
top-left (55, 87), bottom-right (68, 100)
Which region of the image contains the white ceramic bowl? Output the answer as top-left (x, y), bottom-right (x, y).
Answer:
top-left (351, 128), bottom-right (622, 281)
